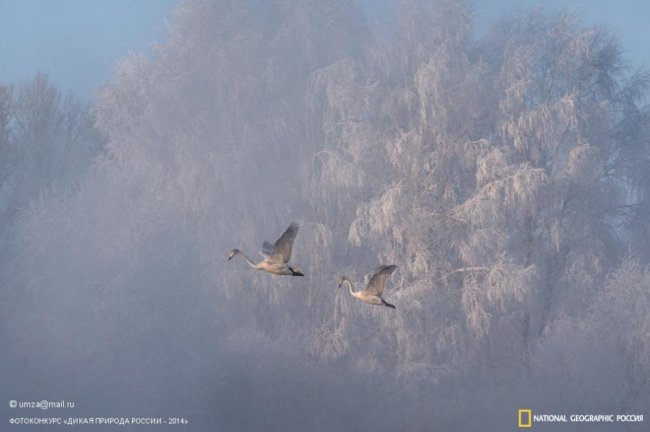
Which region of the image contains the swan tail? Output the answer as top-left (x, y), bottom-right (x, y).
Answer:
top-left (289, 267), bottom-right (305, 277)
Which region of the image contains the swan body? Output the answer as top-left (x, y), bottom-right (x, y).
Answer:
top-left (229, 222), bottom-right (304, 276)
top-left (338, 265), bottom-right (397, 309)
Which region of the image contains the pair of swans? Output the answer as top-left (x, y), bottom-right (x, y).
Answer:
top-left (229, 222), bottom-right (397, 309)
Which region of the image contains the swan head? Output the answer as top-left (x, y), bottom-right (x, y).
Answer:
top-left (337, 276), bottom-right (348, 287)
top-left (228, 249), bottom-right (240, 260)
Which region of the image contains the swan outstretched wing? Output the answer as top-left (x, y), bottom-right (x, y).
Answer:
top-left (365, 265), bottom-right (397, 295)
top-left (261, 241), bottom-right (274, 257)
top-left (268, 222), bottom-right (299, 263)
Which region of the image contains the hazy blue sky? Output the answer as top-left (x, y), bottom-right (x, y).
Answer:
top-left (0, 0), bottom-right (648, 99)
top-left (0, 0), bottom-right (176, 97)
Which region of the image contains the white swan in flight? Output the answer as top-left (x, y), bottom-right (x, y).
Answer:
top-left (229, 222), bottom-right (304, 276)
top-left (338, 265), bottom-right (397, 308)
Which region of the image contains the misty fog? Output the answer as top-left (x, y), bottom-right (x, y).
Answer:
top-left (1, 0), bottom-right (649, 430)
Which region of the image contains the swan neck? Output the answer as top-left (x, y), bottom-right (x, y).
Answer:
top-left (237, 251), bottom-right (258, 268)
top-left (345, 279), bottom-right (355, 295)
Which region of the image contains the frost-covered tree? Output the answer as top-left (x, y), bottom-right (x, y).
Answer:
top-left (0, 85), bottom-right (11, 194)
top-left (611, 72), bottom-right (650, 259)
top-left (0, 75), bottom-right (103, 278)
top-left (306, 5), bottom-right (650, 406)
top-left (3, 74), bottom-right (102, 202)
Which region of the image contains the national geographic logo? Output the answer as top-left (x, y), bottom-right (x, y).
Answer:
top-left (517, 409), bottom-right (644, 428)
top-left (518, 409), bottom-right (532, 428)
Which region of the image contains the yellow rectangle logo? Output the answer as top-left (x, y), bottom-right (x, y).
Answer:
top-left (518, 409), bottom-right (532, 428)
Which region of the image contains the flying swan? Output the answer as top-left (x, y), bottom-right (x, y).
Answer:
top-left (338, 265), bottom-right (397, 308)
top-left (228, 222), bottom-right (304, 276)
